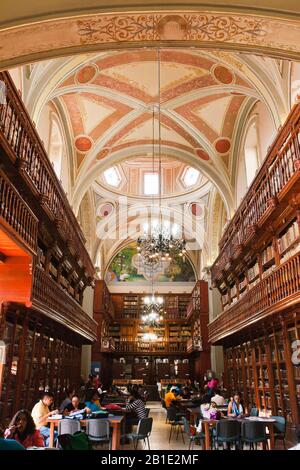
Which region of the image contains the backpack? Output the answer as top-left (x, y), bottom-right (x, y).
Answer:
top-left (57, 432), bottom-right (92, 450)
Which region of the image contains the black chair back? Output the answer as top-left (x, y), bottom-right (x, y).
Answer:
top-left (137, 417), bottom-right (153, 437)
top-left (216, 420), bottom-right (240, 440)
top-left (242, 421), bottom-right (266, 442)
top-left (167, 406), bottom-right (180, 422)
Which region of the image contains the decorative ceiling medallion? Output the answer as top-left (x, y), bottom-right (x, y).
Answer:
top-left (99, 202), bottom-right (114, 218)
top-left (156, 15), bottom-right (188, 40)
top-left (96, 148), bottom-right (111, 160)
top-left (190, 203), bottom-right (203, 218)
top-left (75, 135), bottom-right (93, 153)
top-left (212, 65), bottom-right (235, 85)
top-left (214, 138), bottom-right (231, 154)
top-left (195, 148), bottom-right (210, 161)
top-left (75, 63), bottom-right (98, 84)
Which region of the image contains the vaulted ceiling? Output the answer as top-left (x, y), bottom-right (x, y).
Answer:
top-left (15, 45), bottom-right (295, 279)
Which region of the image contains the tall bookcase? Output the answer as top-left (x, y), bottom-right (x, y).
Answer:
top-left (224, 320), bottom-right (300, 424)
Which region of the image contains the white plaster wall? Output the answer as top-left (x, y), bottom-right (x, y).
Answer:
top-left (36, 103), bottom-right (52, 153)
top-left (255, 101), bottom-right (276, 163)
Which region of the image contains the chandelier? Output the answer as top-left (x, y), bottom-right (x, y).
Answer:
top-left (137, 48), bottom-right (187, 268)
top-left (141, 294), bottom-right (165, 326)
top-left (142, 332), bottom-right (159, 342)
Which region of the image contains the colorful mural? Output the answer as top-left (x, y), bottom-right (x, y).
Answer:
top-left (105, 243), bottom-right (196, 283)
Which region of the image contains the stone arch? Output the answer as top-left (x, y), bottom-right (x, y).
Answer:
top-left (71, 144), bottom-right (234, 219)
top-left (1, 9), bottom-right (300, 70)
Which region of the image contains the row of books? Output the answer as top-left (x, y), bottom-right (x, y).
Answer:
top-left (261, 244), bottom-right (274, 265)
top-left (281, 241), bottom-right (300, 263)
top-left (248, 263), bottom-right (259, 281)
top-left (231, 285), bottom-right (237, 297)
top-left (278, 220), bottom-right (300, 253)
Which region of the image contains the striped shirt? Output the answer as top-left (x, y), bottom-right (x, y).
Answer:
top-left (126, 399), bottom-right (147, 420)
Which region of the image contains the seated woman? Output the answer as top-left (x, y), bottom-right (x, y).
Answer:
top-left (211, 389), bottom-right (225, 406)
top-left (4, 409), bottom-right (44, 448)
top-left (85, 389), bottom-right (101, 412)
top-left (63, 394), bottom-right (91, 416)
top-left (125, 389), bottom-right (148, 424)
top-left (227, 393), bottom-right (245, 418)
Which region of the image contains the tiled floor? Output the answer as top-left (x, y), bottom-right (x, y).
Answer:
top-left (120, 402), bottom-right (298, 451)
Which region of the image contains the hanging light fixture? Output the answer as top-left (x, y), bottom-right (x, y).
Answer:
top-left (137, 48), bottom-right (187, 267)
top-left (142, 332), bottom-right (159, 342)
top-left (141, 294), bottom-right (165, 326)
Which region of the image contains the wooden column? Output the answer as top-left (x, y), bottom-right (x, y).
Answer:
top-left (251, 343), bottom-right (260, 410)
top-left (281, 316), bottom-right (299, 425)
top-left (264, 336), bottom-right (277, 416)
top-left (272, 325), bottom-right (285, 417)
top-left (2, 311), bottom-right (19, 421)
top-left (14, 310), bottom-right (29, 413)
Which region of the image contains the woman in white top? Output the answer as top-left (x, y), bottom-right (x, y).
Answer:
top-left (211, 389), bottom-right (225, 406)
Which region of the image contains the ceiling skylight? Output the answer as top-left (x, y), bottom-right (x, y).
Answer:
top-left (103, 166), bottom-right (121, 187)
top-left (144, 173), bottom-right (159, 195)
top-left (182, 167), bottom-right (200, 187)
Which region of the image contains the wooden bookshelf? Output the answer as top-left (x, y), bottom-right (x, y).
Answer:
top-left (210, 103), bottom-right (300, 426)
top-left (224, 321), bottom-right (300, 424)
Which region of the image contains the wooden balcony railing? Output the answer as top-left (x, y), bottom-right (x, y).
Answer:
top-left (114, 341), bottom-right (187, 353)
top-left (211, 104), bottom-right (300, 281)
top-left (0, 72), bottom-right (93, 277)
top-left (31, 266), bottom-right (97, 343)
top-left (209, 250), bottom-right (300, 344)
top-left (0, 170), bottom-right (38, 253)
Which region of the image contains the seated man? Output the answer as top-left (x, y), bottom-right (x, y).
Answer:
top-left (181, 387), bottom-right (192, 400)
top-left (31, 391), bottom-right (59, 447)
top-left (64, 394), bottom-right (91, 416)
top-left (164, 386), bottom-right (181, 408)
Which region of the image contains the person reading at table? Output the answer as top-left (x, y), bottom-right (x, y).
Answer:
top-left (164, 386), bottom-right (181, 408)
top-left (227, 393), bottom-right (244, 418)
top-left (85, 389), bottom-right (101, 412)
top-left (31, 392), bottom-right (59, 447)
top-left (211, 389), bottom-right (225, 406)
top-left (64, 394), bottom-right (91, 415)
top-left (125, 388), bottom-right (148, 423)
top-left (4, 409), bottom-right (44, 449)
top-left (181, 387), bottom-right (192, 400)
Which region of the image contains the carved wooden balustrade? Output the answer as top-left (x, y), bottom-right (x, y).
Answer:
top-left (0, 169), bottom-right (38, 254)
top-left (32, 266), bottom-right (97, 342)
top-left (0, 71), bottom-right (93, 276)
top-left (211, 104), bottom-right (300, 281)
top-left (209, 250), bottom-right (300, 344)
top-left (115, 341), bottom-right (187, 354)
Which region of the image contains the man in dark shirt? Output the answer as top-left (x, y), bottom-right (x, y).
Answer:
top-left (64, 395), bottom-right (91, 415)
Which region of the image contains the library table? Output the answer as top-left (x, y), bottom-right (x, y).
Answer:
top-left (187, 413), bottom-right (276, 450)
top-left (47, 415), bottom-right (124, 449)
